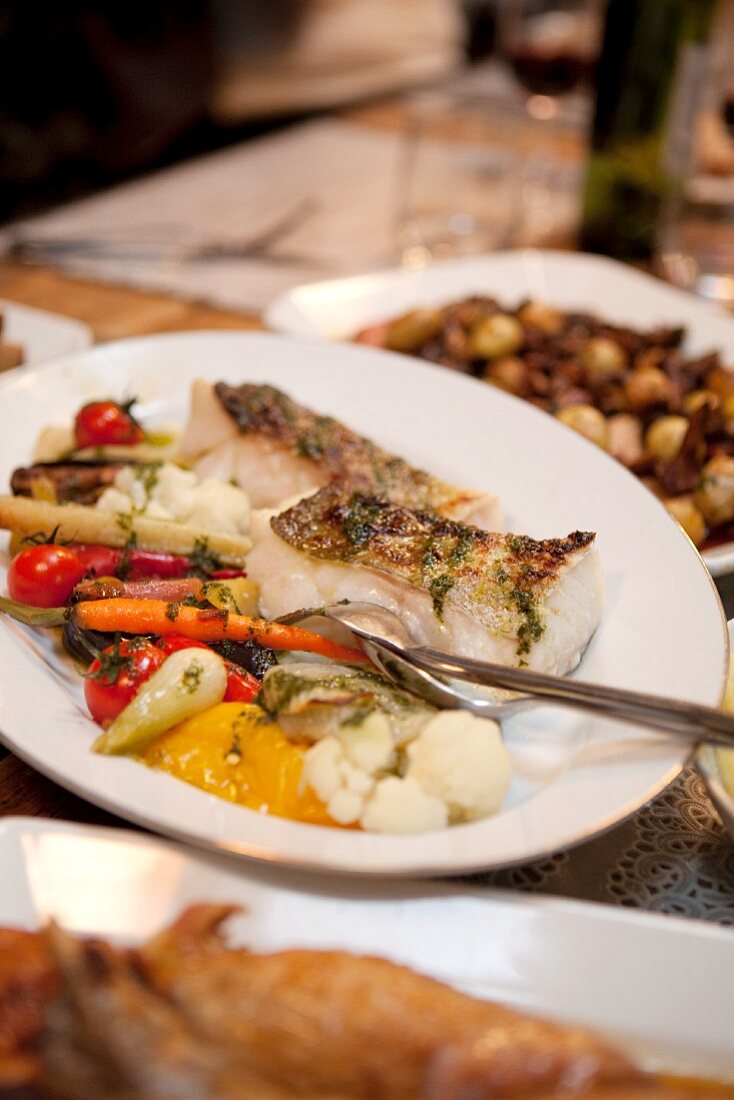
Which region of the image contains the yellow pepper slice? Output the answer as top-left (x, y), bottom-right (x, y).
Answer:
top-left (139, 701), bottom-right (332, 825)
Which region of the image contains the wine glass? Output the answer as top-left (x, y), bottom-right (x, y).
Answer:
top-left (655, 50), bottom-right (734, 309)
top-left (393, 91), bottom-right (521, 267)
top-left (497, 0), bottom-right (602, 125)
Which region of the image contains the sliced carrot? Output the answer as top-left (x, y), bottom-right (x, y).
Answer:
top-left (72, 599), bottom-right (367, 664)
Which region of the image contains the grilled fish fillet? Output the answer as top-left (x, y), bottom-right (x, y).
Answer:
top-left (178, 380), bottom-right (502, 527)
top-left (247, 488), bottom-right (603, 674)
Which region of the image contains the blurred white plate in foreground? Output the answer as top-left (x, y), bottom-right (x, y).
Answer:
top-left (2, 816), bottom-right (733, 1080)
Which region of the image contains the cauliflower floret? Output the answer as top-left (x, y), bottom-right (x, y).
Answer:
top-left (151, 463), bottom-right (198, 518)
top-left (406, 711), bottom-right (510, 823)
top-left (96, 487), bottom-right (136, 516)
top-left (360, 776), bottom-right (447, 833)
top-left (141, 499), bottom-right (172, 521)
top-left (301, 712), bottom-right (399, 827)
top-left (185, 479), bottom-right (250, 535)
top-left (302, 736), bottom-right (375, 826)
top-left (339, 711), bottom-right (395, 774)
top-left (96, 461), bottom-right (250, 535)
top-left (114, 466), bottom-right (151, 512)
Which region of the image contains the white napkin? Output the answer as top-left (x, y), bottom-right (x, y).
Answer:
top-left (3, 120), bottom-right (405, 314)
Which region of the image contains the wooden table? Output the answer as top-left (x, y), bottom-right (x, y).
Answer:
top-left (0, 259), bottom-right (262, 824)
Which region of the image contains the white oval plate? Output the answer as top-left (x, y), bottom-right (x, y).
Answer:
top-left (0, 331), bottom-right (727, 876)
top-left (0, 298), bottom-right (92, 365)
top-left (266, 250), bottom-right (734, 576)
top-left (3, 816), bottom-right (734, 1080)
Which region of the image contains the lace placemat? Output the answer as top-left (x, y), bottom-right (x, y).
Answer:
top-left (469, 765), bottom-right (734, 924)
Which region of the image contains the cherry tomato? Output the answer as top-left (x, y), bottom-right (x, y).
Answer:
top-left (74, 400), bottom-right (144, 449)
top-left (84, 639), bottom-right (166, 726)
top-left (7, 544), bottom-right (86, 607)
top-left (158, 636), bottom-right (260, 702)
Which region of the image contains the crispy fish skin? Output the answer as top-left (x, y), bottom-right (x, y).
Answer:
top-left (213, 382), bottom-right (501, 526)
top-left (268, 487), bottom-right (599, 665)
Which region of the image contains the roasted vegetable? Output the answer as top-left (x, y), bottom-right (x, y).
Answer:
top-left (93, 648), bottom-right (228, 755)
top-left (72, 599), bottom-right (367, 663)
top-left (0, 496), bottom-right (251, 566)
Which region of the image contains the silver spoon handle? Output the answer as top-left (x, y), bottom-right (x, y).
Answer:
top-left (405, 646), bottom-right (734, 747)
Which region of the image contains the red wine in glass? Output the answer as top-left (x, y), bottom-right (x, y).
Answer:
top-left (508, 43), bottom-right (595, 96)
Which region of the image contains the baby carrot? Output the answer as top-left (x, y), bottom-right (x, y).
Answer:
top-left (72, 598), bottom-right (367, 664)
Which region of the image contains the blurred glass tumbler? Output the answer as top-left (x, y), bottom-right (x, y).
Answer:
top-left (657, 177), bottom-right (734, 311)
top-left (394, 93), bottom-right (520, 267)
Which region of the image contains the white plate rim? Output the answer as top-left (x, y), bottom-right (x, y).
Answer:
top-left (696, 619), bottom-right (734, 841)
top-left (0, 329), bottom-right (727, 877)
top-left (266, 249), bottom-right (734, 577)
top-left (7, 812), bottom-right (734, 941)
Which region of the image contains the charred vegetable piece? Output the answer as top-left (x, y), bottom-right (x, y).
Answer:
top-left (62, 619), bottom-right (118, 664)
top-left (10, 461), bottom-right (124, 505)
top-left (72, 577), bottom-right (204, 603)
top-left (92, 648), bottom-right (228, 755)
top-left (211, 638), bottom-right (277, 680)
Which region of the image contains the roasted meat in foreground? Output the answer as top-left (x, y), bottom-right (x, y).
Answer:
top-left (0, 905), bottom-right (725, 1099)
top-left (178, 380), bottom-right (502, 528)
top-left (248, 487), bottom-right (603, 674)
top-left (0, 928), bottom-right (57, 1091)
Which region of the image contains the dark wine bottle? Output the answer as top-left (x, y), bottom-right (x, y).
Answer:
top-left (579, 0), bottom-right (716, 261)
